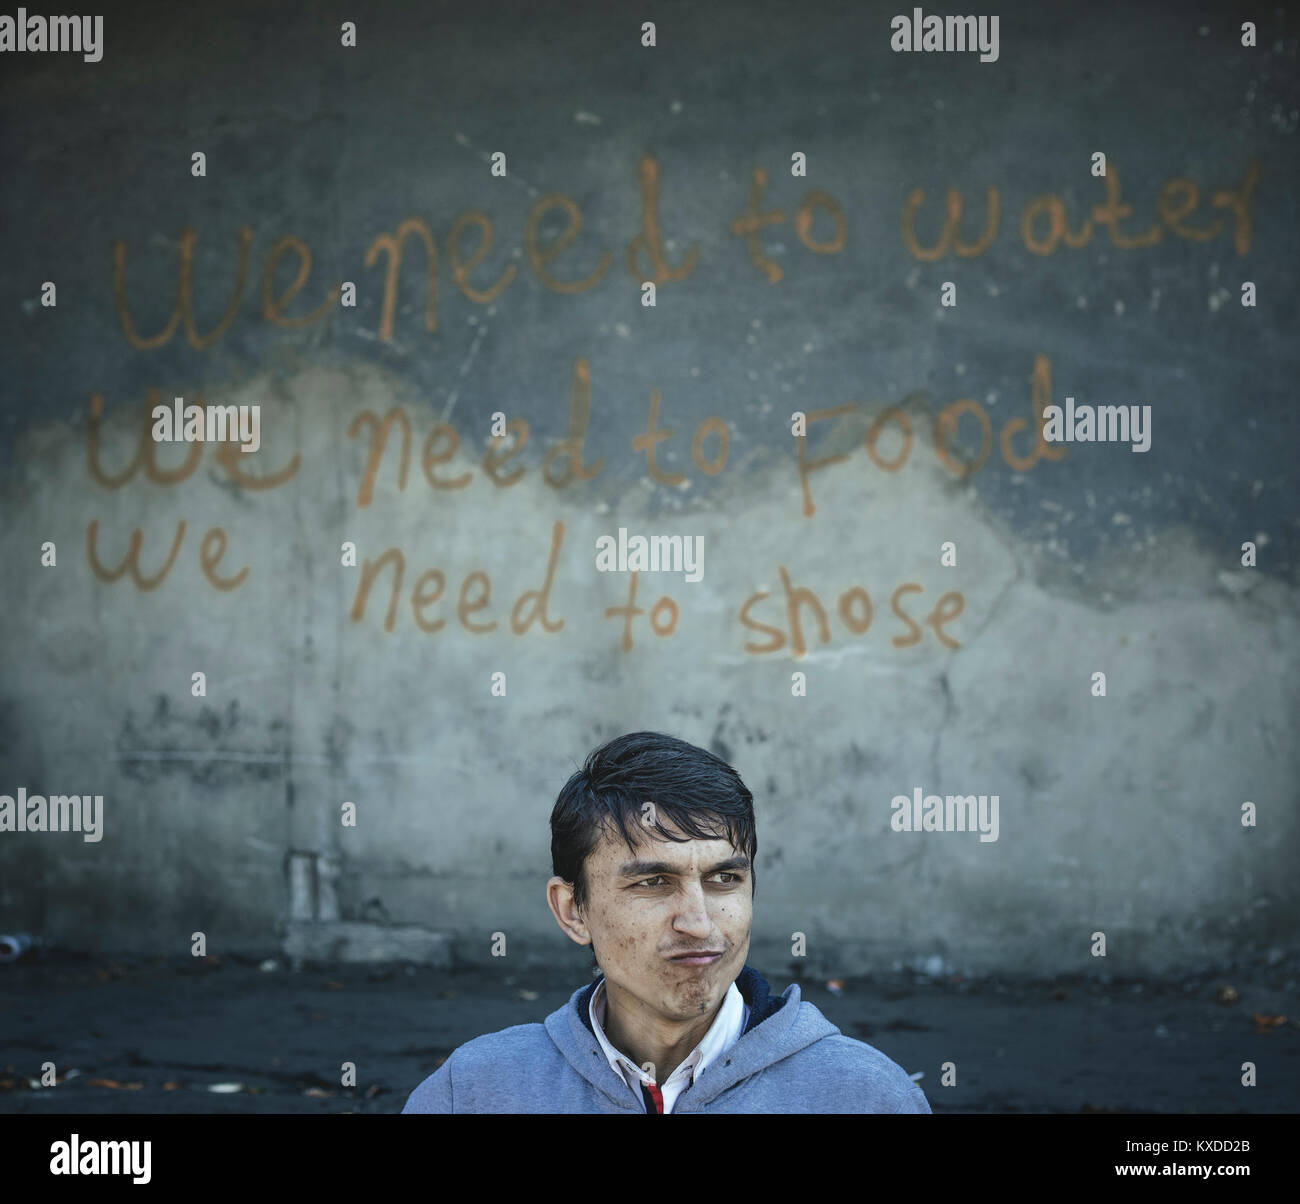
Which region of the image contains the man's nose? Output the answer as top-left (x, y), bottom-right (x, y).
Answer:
top-left (672, 881), bottom-right (713, 934)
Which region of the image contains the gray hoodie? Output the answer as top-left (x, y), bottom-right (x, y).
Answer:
top-left (402, 964), bottom-right (932, 1114)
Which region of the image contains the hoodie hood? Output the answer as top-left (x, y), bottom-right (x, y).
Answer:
top-left (545, 963), bottom-right (839, 1112)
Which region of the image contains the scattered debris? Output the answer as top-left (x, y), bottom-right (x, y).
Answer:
top-left (0, 933), bottom-right (34, 963)
top-left (1251, 1012), bottom-right (1287, 1034)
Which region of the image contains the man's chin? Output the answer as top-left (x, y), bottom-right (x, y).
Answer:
top-left (661, 957), bottom-right (732, 1003)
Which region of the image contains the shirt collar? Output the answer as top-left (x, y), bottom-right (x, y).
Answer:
top-left (589, 976), bottom-right (748, 1090)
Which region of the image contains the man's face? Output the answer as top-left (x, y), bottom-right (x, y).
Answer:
top-left (571, 816), bottom-right (752, 1022)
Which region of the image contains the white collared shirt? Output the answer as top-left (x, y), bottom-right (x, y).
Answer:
top-left (589, 977), bottom-right (750, 1113)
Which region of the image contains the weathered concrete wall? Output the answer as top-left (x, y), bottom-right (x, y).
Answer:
top-left (0, 0), bottom-right (1296, 977)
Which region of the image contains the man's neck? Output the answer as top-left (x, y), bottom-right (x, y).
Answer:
top-left (602, 983), bottom-right (725, 1084)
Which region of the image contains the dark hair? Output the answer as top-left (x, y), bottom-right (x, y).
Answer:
top-left (551, 730), bottom-right (758, 914)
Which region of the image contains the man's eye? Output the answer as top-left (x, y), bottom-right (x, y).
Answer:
top-left (637, 877), bottom-right (666, 888)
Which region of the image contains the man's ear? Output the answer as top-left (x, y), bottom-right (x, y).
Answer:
top-left (546, 876), bottom-right (591, 947)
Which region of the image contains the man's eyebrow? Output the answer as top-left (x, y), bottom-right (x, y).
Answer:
top-left (617, 855), bottom-right (751, 878)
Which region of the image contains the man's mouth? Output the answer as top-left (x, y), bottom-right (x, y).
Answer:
top-left (668, 950), bottom-right (723, 966)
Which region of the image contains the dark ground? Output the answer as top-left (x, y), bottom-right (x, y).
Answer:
top-left (2, 955), bottom-right (1298, 1114)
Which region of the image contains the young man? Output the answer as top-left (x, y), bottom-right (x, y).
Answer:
top-left (402, 730), bottom-right (931, 1114)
